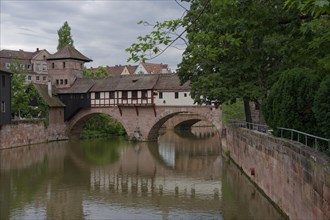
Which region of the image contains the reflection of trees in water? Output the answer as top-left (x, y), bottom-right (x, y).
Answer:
top-left (172, 126), bottom-right (219, 140)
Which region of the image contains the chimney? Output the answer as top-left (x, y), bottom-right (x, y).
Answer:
top-left (36, 48), bottom-right (39, 52)
top-left (48, 81), bottom-right (52, 97)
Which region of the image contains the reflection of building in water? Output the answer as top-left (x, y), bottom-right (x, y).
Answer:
top-left (46, 189), bottom-right (84, 220)
top-left (90, 169), bottom-right (221, 201)
top-left (158, 143), bottom-right (175, 168)
top-left (190, 126), bottom-right (218, 138)
top-left (89, 130), bottom-right (222, 205)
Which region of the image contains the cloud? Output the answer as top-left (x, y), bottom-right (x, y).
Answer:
top-left (0, 0), bottom-right (190, 71)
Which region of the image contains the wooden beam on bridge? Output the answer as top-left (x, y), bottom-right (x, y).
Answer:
top-left (152, 104), bottom-right (157, 117)
top-left (134, 105), bottom-right (139, 116)
top-left (118, 106), bottom-right (122, 116)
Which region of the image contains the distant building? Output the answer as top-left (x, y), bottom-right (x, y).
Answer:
top-left (0, 48), bottom-right (51, 84)
top-left (0, 70), bottom-right (12, 125)
top-left (134, 62), bottom-right (172, 75)
top-left (89, 62), bottom-right (172, 77)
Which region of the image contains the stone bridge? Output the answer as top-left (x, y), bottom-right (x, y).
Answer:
top-left (67, 105), bottom-right (221, 141)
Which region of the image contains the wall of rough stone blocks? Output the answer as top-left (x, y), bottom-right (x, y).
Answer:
top-left (0, 120), bottom-right (67, 149)
top-left (223, 125), bottom-right (330, 220)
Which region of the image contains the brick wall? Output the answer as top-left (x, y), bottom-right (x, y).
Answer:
top-left (223, 125), bottom-right (330, 220)
top-left (0, 120), bottom-right (67, 149)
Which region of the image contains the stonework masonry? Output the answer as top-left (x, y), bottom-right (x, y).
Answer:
top-left (0, 120), bottom-right (67, 149)
top-left (223, 125), bottom-right (330, 220)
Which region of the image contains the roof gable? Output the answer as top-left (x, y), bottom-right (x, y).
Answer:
top-left (32, 49), bottom-right (51, 61)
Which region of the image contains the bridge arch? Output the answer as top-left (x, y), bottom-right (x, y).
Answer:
top-left (67, 106), bottom-right (221, 141)
top-left (67, 108), bottom-right (129, 139)
top-left (147, 106), bottom-right (221, 141)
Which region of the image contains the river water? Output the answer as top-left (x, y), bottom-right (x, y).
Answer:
top-left (0, 128), bottom-right (284, 219)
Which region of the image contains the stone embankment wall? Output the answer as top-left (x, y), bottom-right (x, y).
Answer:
top-left (223, 125), bottom-right (330, 220)
top-left (0, 120), bottom-right (67, 149)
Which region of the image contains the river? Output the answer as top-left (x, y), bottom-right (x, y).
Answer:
top-left (0, 128), bottom-right (284, 219)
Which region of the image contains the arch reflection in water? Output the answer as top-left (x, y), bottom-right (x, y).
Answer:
top-left (0, 129), bottom-right (285, 219)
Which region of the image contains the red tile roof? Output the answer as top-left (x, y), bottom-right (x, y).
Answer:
top-left (142, 62), bottom-right (171, 74)
top-left (105, 65), bottom-right (125, 76)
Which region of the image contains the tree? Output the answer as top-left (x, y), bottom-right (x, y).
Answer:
top-left (57, 21), bottom-right (74, 50)
top-left (313, 74), bottom-right (330, 138)
top-left (126, 0), bottom-right (301, 122)
top-left (83, 66), bottom-right (108, 78)
top-left (262, 68), bottom-right (320, 135)
top-left (9, 62), bottom-right (30, 118)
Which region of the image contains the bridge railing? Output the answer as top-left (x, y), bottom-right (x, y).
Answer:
top-left (229, 121), bottom-right (330, 154)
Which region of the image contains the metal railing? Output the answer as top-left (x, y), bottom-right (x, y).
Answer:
top-left (278, 127), bottom-right (329, 152)
top-left (230, 121), bottom-right (330, 153)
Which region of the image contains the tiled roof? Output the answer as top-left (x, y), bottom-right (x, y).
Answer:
top-left (126, 65), bottom-right (138, 74)
top-left (47, 46), bottom-right (92, 62)
top-left (155, 73), bottom-right (190, 91)
top-left (142, 63), bottom-right (171, 74)
top-left (116, 74), bottom-right (159, 91)
top-left (56, 78), bottom-right (95, 94)
top-left (33, 83), bottom-right (65, 107)
top-left (91, 74), bottom-right (159, 91)
top-left (105, 65), bottom-right (125, 77)
top-left (0, 49), bottom-right (38, 60)
top-left (89, 65), bottom-right (138, 76)
top-left (90, 77), bottom-right (121, 92)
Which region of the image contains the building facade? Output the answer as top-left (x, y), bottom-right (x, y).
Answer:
top-left (0, 48), bottom-right (51, 84)
top-left (47, 46), bottom-right (92, 89)
top-left (0, 70), bottom-right (12, 125)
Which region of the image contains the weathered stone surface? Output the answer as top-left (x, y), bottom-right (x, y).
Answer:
top-left (225, 125), bottom-right (330, 220)
top-left (0, 120), bottom-right (67, 149)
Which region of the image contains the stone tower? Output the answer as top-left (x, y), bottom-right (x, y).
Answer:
top-left (47, 46), bottom-right (92, 88)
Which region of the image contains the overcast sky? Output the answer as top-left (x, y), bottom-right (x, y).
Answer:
top-left (0, 0), bottom-right (190, 71)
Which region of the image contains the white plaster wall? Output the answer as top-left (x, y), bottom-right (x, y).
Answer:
top-left (155, 91), bottom-right (195, 106)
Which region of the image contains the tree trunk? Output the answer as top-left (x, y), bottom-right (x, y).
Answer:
top-left (243, 98), bottom-right (252, 129)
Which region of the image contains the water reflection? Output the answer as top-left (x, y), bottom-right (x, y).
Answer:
top-left (0, 129), bottom-right (284, 220)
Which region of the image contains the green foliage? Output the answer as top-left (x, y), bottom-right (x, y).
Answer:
top-left (9, 61), bottom-right (49, 120)
top-left (82, 114), bottom-right (126, 139)
top-left (222, 99), bottom-right (245, 124)
top-left (83, 66), bottom-right (108, 78)
top-left (57, 21), bottom-right (74, 50)
top-left (80, 138), bottom-right (125, 165)
top-left (127, 0), bottom-right (329, 139)
top-left (313, 75), bottom-right (330, 138)
top-left (126, 19), bottom-right (184, 63)
top-left (262, 68), bottom-right (320, 135)
top-left (10, 63), bottom-right (29, 118)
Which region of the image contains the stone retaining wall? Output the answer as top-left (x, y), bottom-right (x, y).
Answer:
top-left (223, 125), bottom-right (330, 220)
top-left (0, 120), bottom-right (67, 149)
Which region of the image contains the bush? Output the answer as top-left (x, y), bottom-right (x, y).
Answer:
top-left (262, 67), bottom-right (320, 135)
